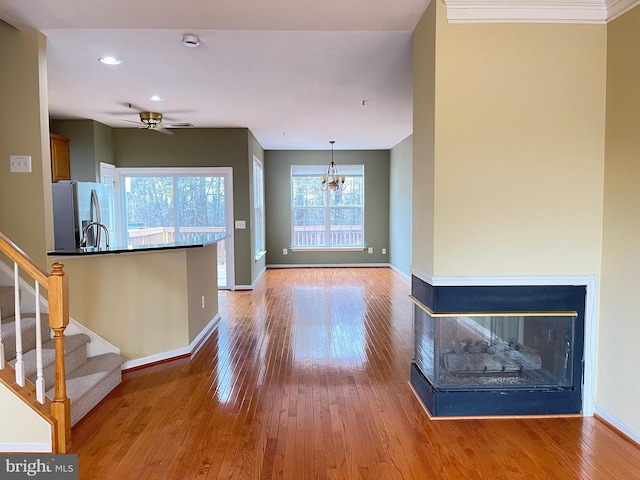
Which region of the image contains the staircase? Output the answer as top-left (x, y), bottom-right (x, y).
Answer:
top-left (0, 232), bottom-right (123, 453)
top-left (0, 295), bottom-right (123, 427)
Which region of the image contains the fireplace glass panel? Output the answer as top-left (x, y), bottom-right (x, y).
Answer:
top-left (414, 306), bottom-right (576, 390)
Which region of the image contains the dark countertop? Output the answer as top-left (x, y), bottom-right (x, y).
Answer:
top-left (47, 233), bottom-right (228, 257)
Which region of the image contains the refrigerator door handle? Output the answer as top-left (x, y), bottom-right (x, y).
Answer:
top-left (90, 188), bottom-right (102, 247)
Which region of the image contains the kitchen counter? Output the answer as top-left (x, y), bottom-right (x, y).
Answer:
top-left (47, 233), bottom-right (227, 257)
top-left (49, 237), bottom-right (222, 365)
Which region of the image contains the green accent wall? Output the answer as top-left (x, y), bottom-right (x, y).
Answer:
top-left (264, 149), bottom-right (390, 266)
top-left (390, 135), bottom-right (412, 278)
top-left (50, 119), bottom-right (115, 182)
top-left (113, 127), bottom-right (260, 287)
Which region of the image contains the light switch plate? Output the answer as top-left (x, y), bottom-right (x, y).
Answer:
top-left (10, 155), bottom-right (32, 173)
top-left (235, 220), bottom-right (246, 229)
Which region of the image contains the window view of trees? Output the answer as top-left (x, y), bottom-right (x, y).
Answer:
top-left (124, 175), bottom-right (227, 246)
top-left (291, 169), bottom-right (364, 248)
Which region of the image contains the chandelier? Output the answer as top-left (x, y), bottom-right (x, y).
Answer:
top-left (320, 141), bottom-right (345, 191)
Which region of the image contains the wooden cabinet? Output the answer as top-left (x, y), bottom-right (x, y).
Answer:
top-left (50, 133), bottom-right (70, 182)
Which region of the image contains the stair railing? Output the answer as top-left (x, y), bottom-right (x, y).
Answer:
top-left (0, 232), bottom-right (71, 453)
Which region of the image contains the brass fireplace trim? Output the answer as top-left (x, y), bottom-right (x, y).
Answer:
top-left (409, 295), bottom-right (577, 318)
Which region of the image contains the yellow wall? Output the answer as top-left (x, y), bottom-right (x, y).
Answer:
top-left (0, 386), bottom-right (51, 449)
top-left (0, 20), bottom-right (55, 450)
top-left (59, 250), bottom-right (190, 360)
top-left (599, 4), bottom-right (640, 434)
top-left (0, 21), bottom-right (53, 266)
top-left (412, 1), bottom-right (437, 274)
top-left (413, 2), bottom-right (608, 277)
top-left (186, 243), bottom-right (219, 343)
top-left (56, 243), bottom-right (219, 361)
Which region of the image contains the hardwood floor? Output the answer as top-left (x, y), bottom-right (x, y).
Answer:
top-left (70, 268), bottom-right (640, 479)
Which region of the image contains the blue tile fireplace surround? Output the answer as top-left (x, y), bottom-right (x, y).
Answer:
top-left (410, 275), bottom-right (586, 417)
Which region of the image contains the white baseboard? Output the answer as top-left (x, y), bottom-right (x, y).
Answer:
top-left (190, 314), bottom-right (220, 357)
top-left (594, 403), bottom-right (640, 445)
top-left (121, 314), bottom-right (220, 371)
top-left (0, 442), bottom-right (52, 452)
top-left (253, 265), bottom-right (266, 286)
top-left (390, 265), bottom-right (411, 282)
top-left (267, 263), bottom-right (391, 269)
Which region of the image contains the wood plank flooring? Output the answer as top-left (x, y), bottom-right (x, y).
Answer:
top-left (70, 268), bottom-right (640, 479)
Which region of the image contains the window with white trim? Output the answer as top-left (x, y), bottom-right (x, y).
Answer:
top-left (253, 156), bottom-right (265, 258)
top-left (291, 164), bottom-right (364, 249)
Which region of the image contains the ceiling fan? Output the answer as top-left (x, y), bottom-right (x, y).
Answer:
top-left (122, 111), bottom-right (193, 135)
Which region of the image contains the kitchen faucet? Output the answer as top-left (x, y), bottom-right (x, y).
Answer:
top-left (80, 221), bottom-right (110, 250)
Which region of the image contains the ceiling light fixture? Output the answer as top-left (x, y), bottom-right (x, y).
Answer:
top-left (148, 95), bottom-right (163, 102)
top-left (98, 56), bottom-right (121, 65)
top-left (321, 141), bottom-right (345, 192)
top-left (182, 35), bottom-right (200, 48)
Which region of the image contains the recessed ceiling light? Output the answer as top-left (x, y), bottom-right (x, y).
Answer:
top-left (98, 56), bottom-right (121, 65)
top-left (182, 35), bottom-right (200, 48)
top-left (148, 95), bottom-right (163, 102)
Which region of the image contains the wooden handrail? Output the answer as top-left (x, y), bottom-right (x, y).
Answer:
top-left (0, 231), bottom-right (70, 453)
top-left (0, 232), bottom-right (48, 284)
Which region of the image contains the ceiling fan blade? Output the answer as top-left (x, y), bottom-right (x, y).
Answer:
top-left (122, 119), bottom-right (143, 125)
top-left (155, 126), bottom-right (174, 136)
top-left (166, 123), bottom-right (194, 129)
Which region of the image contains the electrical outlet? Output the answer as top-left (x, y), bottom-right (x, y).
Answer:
top-left (382, 248), bottom-right (387, 254)
top-left (283, 248), bottom-right (288, 255)
top-left (202, 296), bottom-right (205, 309)
top-left (368, 247), bottom-right (373, 254)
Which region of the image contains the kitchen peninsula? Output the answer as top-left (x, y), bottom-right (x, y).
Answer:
top-left (48, 235), bottom-right (226, 367)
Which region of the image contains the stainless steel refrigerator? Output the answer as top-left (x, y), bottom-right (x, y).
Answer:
top-left (52, 180), bottom-right (115, 251)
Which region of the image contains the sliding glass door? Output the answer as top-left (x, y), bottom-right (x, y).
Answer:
top-left (119, 168), bottom-right (234, 289)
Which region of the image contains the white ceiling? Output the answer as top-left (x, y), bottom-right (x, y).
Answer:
top-left (0, 0), bottom-right (430, 150)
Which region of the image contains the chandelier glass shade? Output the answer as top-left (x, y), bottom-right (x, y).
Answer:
top-left (321, 141), bottom-right (346, 191)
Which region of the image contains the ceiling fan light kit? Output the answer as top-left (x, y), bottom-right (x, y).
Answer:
top-left (121, 110), bottom-right (195, 135)
top-left (140, 111), bottom-right (163, 125)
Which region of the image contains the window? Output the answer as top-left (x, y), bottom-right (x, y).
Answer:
top-left (122, 173), bottom-right (227, 245)
top-left (253, 156), bottom-right (265, 258)
top-left (118, 167), bottom-right (234, 288)
top-left (291, 164), bottom-right (364, 249)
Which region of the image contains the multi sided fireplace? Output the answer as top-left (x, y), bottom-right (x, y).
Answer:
top-left (410, 276), bottom-right (586, 417)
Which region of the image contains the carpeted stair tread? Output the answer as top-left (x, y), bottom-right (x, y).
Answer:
top-left (3, 287), bottom-right (125, 428)
top-left (10, 334), bottom-right (90, 390)
top-left (1, 315), bottom-right (50, 362)
top-left (46, 353), bottom-right (124, 426)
